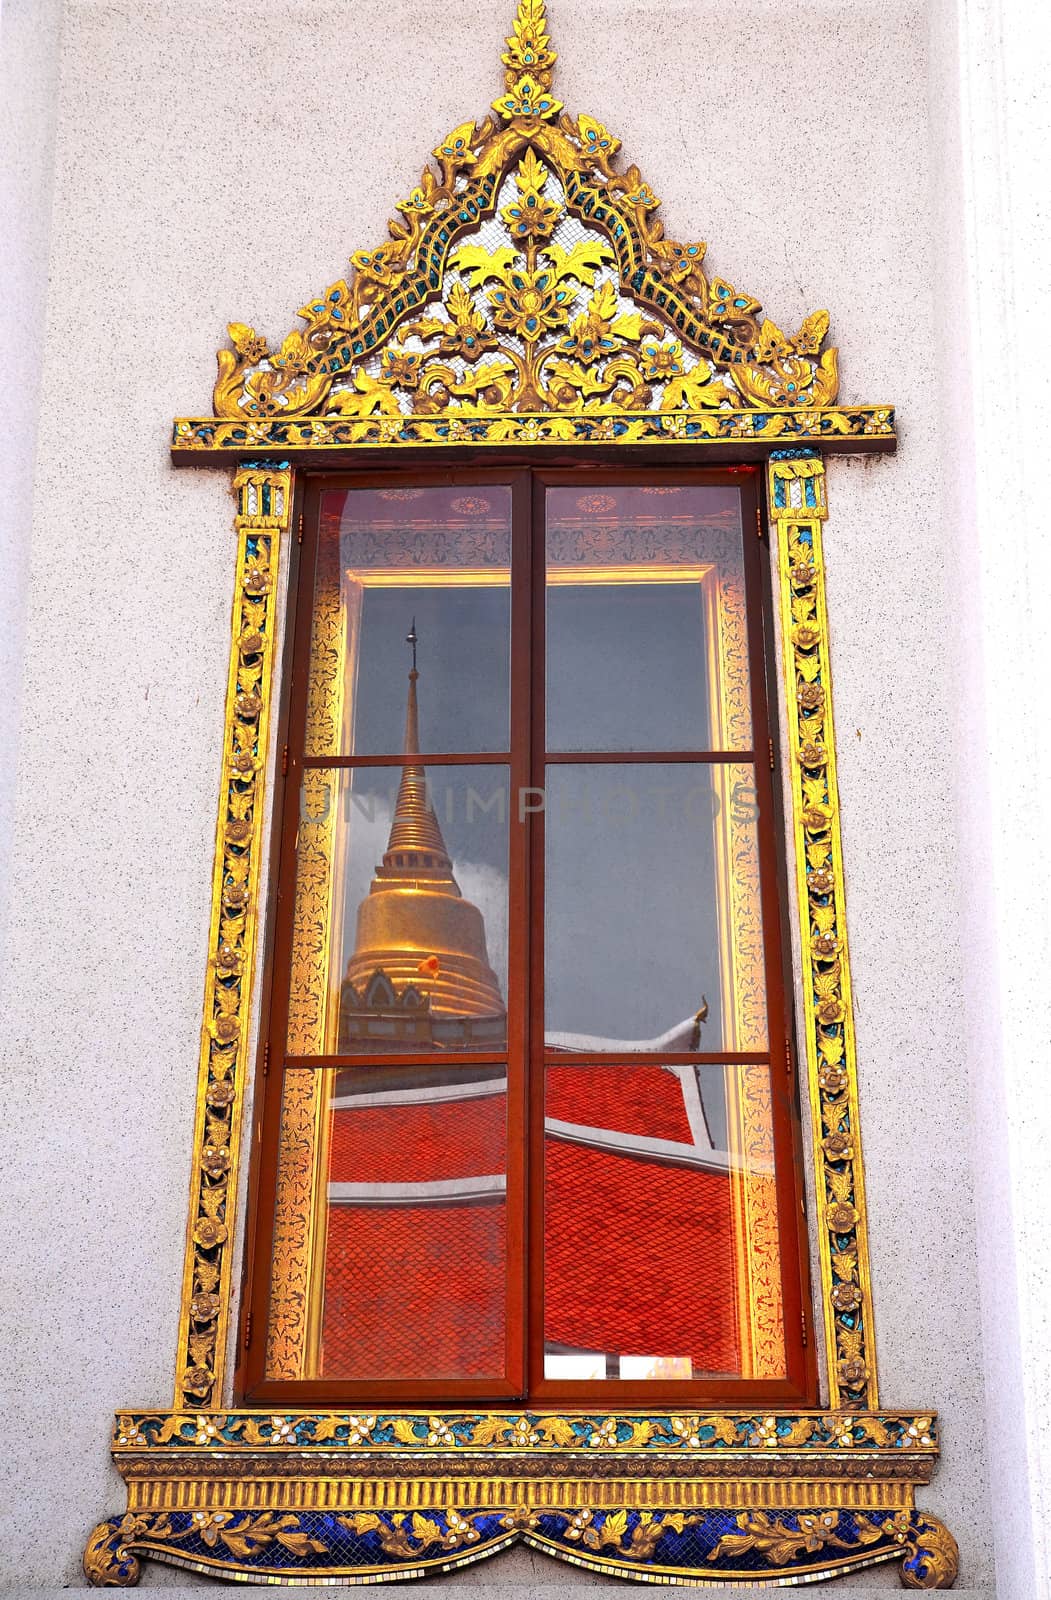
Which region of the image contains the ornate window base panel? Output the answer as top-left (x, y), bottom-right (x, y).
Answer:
top-left (85, 1411), bottom-right (957, 1589)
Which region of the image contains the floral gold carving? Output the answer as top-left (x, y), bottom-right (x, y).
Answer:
top-left (558, 1506), bottom-right (702, 1560)
top-left (175, 0), bottom-right (876, 454)
top-left (769, 451), bottom-right (877, 1411)
top-left (172, 464), bottom-right (291, 1410)
top-left (111, 1409), bottom-right (940, 1454)
top-left (900, 1514), bottom-right (960, 1590)
top-left (708, 1507), bottom-right (883, 1565)
top-left (84, 1518), bottom-right (143, 1588)
top-left (173, 406), bottom-right (895, 459)
top-left (85, 1497), bottom-right (957, 1587)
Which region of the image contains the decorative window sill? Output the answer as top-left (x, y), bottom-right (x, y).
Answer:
top-left (85, 1408), bottom-right (957, 1588)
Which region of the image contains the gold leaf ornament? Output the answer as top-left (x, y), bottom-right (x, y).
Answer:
top-left (340, 1511), bottom-right (382, 1535)
top-left (793, 309), bottom-right (831, 355)
top-left (450, 243), bottom-right (519, 288)
top-left (706, 1413), bottom-right (742, 1445)
top-left (576, 112), bottom-right (620, 166)
top-left (410, 1513), bottom-right (443, 1547)
top-left (538, 1414), bottom-right (578, 1445)
top-left (545, 236), bottom-right (615, 287)
top-left (227, 323), bottom-right (269, 364)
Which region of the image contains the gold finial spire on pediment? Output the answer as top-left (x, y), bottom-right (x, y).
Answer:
top-left (202, 0), bottom-right (849, 435)
top-left (502, 0), bottom-right (556, 87)
top-left (493, 0), bottom-right (561, 122)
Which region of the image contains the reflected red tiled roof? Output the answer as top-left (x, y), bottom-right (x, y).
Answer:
top-left (321, 1202), bottom-right (505, 1379)
top-left (328, 1093), bottom-right (505, 1185)
top-left (544, 1141), bottom-right (738, 1371)
top-left (320, 1068), bottom-right (738, 1379)
top-left (546, 1063), bottom-right (694, 1142)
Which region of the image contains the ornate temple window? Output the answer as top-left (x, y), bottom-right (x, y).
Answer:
top-left (85, 3), bottom-right (959, 1590)
top-left (245, 469), bottom-right (811, 1404)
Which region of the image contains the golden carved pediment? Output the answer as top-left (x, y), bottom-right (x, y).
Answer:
top-left (211, 1), bottom-right (840, 427)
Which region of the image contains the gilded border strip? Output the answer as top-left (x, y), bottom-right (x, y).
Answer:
top-left (768, 451), bottom-right (878, 1410)
top-left (698, 565), bottom-right (780, 1380)
top-left (172, 406), bottom-right (895, 461)
top-left (173, 462), bottom-right (292, 1410)
top-left (122, 1476), bottom-right (925, 1515)
top-left (113, 1410), bottom-right (936, 1454)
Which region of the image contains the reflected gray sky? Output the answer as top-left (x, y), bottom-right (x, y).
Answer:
top-left (544, 764), bottom-right (728, 1042)
top-left (548, 583), bottom-right (712, 751)
top-left (354, 586), bottom-right (511, 755)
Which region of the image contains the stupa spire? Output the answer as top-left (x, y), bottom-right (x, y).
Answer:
top-left (338, 620), bottom-right (506, 1040)
top-left (382, 622), bottom-right (452, 871)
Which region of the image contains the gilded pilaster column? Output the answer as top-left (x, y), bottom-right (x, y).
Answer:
top-left (768, 450), bottom-right (878, 1410)
top-left (172, 462), bottom-right (292, 1410)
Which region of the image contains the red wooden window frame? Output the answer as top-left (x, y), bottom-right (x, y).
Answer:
top-left (238, 463), bottom-right (817, 1407)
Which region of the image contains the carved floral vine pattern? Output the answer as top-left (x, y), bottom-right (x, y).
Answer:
top-left (769, 452), bottom-right (877, 1410)
top-left (112, 1410), bottom-right (937, 1453)
top-left (84, 1505), bottom-right (958, 1588)
top-left (706, 1508), bottom-right (958, 1586)
top-left (202, 1), bottom-right (842, 431)
top-left (174, 405), bottom-right (894, 454)
top-left (173, 464), bottom-right (291, 1410)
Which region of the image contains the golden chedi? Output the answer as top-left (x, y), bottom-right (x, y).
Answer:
top-left (337, 626), bottom-right (505, 1050)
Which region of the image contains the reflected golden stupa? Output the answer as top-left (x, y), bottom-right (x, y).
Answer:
top-left (337, 624), bottom-right (506, 1051)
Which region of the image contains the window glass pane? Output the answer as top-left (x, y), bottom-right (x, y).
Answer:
top-left (308, 486), bottom-right (512, 757)
top-left (544, 763), bottom-right (767, 1051)
top-left (288, 765), bottom-right (510, 1055)
top-left (268, 1067), bottom-right (508, 1382)
top-left (543, 1061), bottom-right (785, 1380)
top-left (545, 484), bottom-right (751, 752)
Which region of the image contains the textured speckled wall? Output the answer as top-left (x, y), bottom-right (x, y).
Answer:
top-left (0, 0), bottom-right (1017, 1592)
top-left (0, 0), bottom-right (65, 998)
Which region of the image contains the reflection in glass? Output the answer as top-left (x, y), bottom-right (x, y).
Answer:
top-left (545, 484), bottom-right (750, 752)
top-left (543, 1062), bottom-right (785, 1380)
top-left (309, 486), bottom-right (511, 757)
top-left (270, 1067), bottom-right (508, 1382)
top-left (288, 751), bottom-right (509, 1057)
top-left (544, 764), bottom-right (767, 1051)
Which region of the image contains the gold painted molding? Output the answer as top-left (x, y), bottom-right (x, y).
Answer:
top-left (768, 452), bottom-right (878, 1411)
top-left (86, 1409), bottom-right (956, 1588)
top-left (172, 463), bottom-right (292, 1411)
top-left (171, 406), bottom-right (896, 461)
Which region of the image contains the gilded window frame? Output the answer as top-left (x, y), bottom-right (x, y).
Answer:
top-left (84, 3), bottom-right (956, 1588)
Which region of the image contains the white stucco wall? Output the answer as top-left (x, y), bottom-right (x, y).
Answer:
top-left (1, 0), bottom-right (1042, 1593)
top-left (0, 0), bottom-right (66, 979)
top-left (925, 1), bottom-right (1051, 1596)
